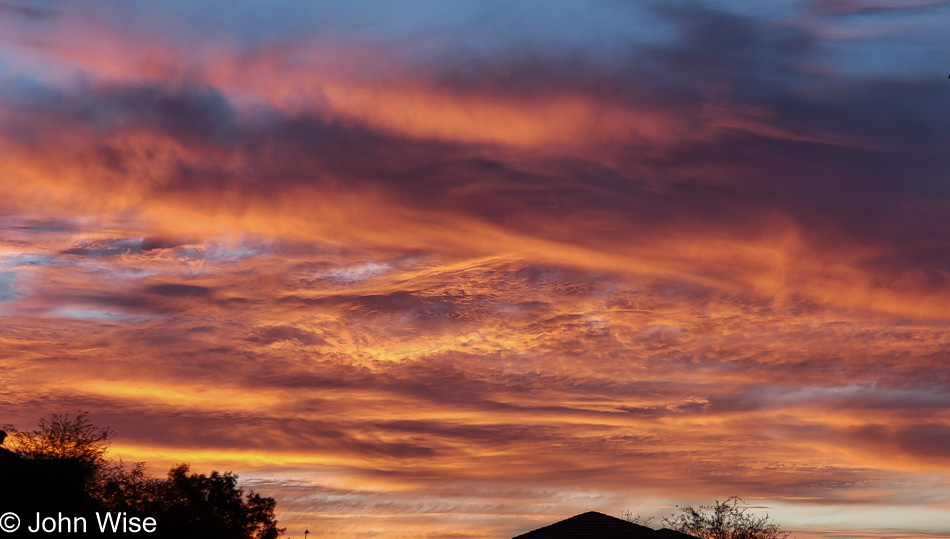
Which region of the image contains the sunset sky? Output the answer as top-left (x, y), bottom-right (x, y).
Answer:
top-left (2, 1), bottom-right (950, 537)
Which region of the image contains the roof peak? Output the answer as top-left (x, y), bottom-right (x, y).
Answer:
top-left (513, 510), bottom-right (678, 539)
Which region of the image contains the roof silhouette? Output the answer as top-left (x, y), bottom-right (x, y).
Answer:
top-left (512, 511), bottom-right (699, 539)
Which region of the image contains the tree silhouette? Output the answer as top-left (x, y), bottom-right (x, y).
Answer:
top-left (1, 413), bottom-right (285, 539)
top-left (151, 464), bottom-right (283, 539)
top-left (94, 460), bottom-right (164, 514)
top-left (4, 411), bottom-right (113, 482)
top-left (662, 496), bottom-right (790, 539)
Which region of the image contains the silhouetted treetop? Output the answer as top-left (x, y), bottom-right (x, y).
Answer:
top-left (4, 411), bottom-right (113, 480)
top-left (1, 412), bottom-right (285, 539)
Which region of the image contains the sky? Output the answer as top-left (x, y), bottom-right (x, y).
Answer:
top-left (2, 0), bottom-right (950, 537)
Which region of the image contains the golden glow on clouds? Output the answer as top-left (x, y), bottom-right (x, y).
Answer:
top-left (6, 235), bottom-right (950, 536)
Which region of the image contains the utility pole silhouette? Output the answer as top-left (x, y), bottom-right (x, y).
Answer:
top-left (304, 530), bottom-right (310, 539)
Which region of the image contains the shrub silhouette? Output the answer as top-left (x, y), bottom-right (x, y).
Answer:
top-left (662, 496), bottom-right (789, 539)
